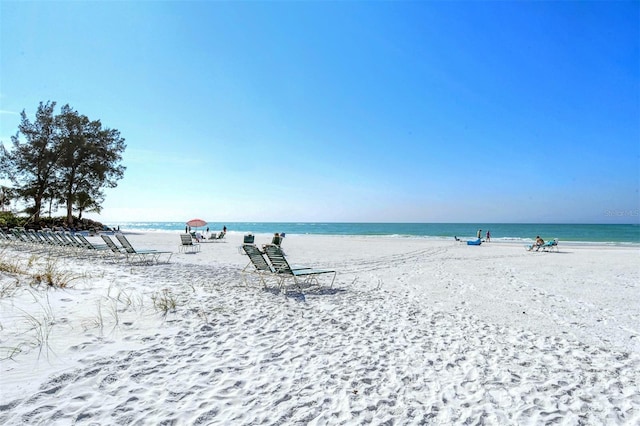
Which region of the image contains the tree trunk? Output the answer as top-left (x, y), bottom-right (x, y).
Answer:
top-left (66, 201), bottom-right (74, 227)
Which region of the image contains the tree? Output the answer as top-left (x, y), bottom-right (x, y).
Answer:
top-left (55, 105), bottom-right (126, 226)
top-left (73, 190), bottom-right (103, 220)
top-left (0, 186), bottom-right (14, 211)
top-left (0, 102), bottom-right (126, 224)
top-left (0, 101), bottom-right (60, 222)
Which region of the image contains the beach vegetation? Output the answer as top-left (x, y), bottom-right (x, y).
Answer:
top-left (114, 287), bottom-right (143, 311)
top-left (151, 288), bottom-right (177, 315)
top-left (0, 210), bottom-right (23, 228)
top-left (0, 345), bottom-right (24, 361)
top-left (0, 100), bottom-right (126, 226)
top-left (18, 289), bottom-right (57, 359)
top-left (31, 257), bottom-right (81, 288)
top-left (0, 251), bottom-right (84, 289)
top-left (0, 278), bottom-right (21, 298)
top-left (0, 254), bottom-right (24, 275)
top-left (81, 288), bottom-right (144, 333)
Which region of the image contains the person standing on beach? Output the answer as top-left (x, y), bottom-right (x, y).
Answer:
top-left (486, 230), bottom-right (491, 242)
top-left (477, 229), bottom-right (482, 240)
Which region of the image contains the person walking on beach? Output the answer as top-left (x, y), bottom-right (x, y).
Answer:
top-left (477, 229), bottom-right (482, 240)
top-left (486, 230), bottom-right (491, 242)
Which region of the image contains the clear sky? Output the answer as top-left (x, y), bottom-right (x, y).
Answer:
top-left (1, 1), bottom-right (638, 224)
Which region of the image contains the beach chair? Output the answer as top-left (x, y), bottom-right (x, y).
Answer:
top-left (16, 228), bottom-right (48, 252)
top-left (38, 230), bottom-right (60, 248)
top-left (208, 231), bottom-right (226, 242)
top-left (240, 244), bottom-right (275, 287)
top-left (11, 228), bottom-right (32, 247)
top-left (34, 230), bottom-right (67, 252)
top-left (263, 244), bottom-right (336, 290)
top-left (0, 229), bottom-right (17, 246)
top-left (179, 233), bottom-right (200, 253)
top-left (540, 238), bottom-right (559, 252)
top-left (115, 234), bottom-right (173, 264)
top-left (525, 238), bottom-right (550, 252)
top-left (48, 231), bottom-right (79, 253)
top-left (73, 234), bottom-right (112, 257)
top-left (28, 229), bottom-right (47, 245)
top-left (101, 235), bottom-right (131, 262)
top-left (57, 232), bottom-right (85, 253)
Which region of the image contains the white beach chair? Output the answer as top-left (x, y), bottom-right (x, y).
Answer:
top-left (179, 233), bottom-right (200, 253)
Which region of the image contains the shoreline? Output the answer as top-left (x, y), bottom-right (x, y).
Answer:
top-left (119, 228), bottom-right (640, 248)
top-left (92, 221), bottom-right (640, 245)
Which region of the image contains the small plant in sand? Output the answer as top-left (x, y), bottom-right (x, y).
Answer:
top-left (374, 278), bottom-right (383, 290)
top-left (196, 306), bottom-right (209, 323)
top-left (0, 345), bottom-right (24, 361)
top-left (17, 290), bottom-right (57, 359)
top-left (0, 253), bottom-right (24, 275)
top-left (151, 288), bottom-right (177, 315)
top-left (26, 254), bottom-right (38, 268)
top-left (109, 285), bottom-right (143, 311)
top-left (107, 298), bottom-right (121, 326)
top-left (81, 287), bottom-right (145, 332)
top-left (0, 251), bottom-right (82, 292)
top-left (30, 257), bottom-right (82, 288)
top-left (81, 300), bottom-right (106, 332)
top-left (0, 278), bottom-right (21, 298)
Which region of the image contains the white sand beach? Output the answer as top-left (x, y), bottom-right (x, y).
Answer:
top-left (1, 232), bottom-right (638, 425)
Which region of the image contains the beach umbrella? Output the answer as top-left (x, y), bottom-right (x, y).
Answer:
top-left (186, 218), bottom-right (207, 228)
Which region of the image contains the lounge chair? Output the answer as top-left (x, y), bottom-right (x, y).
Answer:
top-left (266, 233), bottom-right (284, 247)
top-left (11, 228), bottom-right (32, 246)
top-left (179, 233), bottom-right (200, 253)
top-left (115, 234), bottom-right (173, 264)
top-left (44, 230), bottom-right (74, 252)
top-left (208, 231), bottom-right (226, 242)
top-left (101, 234), bottom-right (145, 263)
top-left (263, 244), bottom-right (336, 289)
top-left (57, 232), bottom-right (85, 252)
top-left (39, 230), bottom-right (61, 248)
top-left (526, 238), bottom-right (552, 252)
top-left (240, 244), bottom-right (275, 287)
top-left (0, 229), bottom-right (17, 246)
top-left (74, 234), bottom-right (112, 256)
top-left (101, 235), bottom-right (126, 255)
top-left (540, 238), bottom-right (559, 252)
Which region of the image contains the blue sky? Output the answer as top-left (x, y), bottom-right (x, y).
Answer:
top-left (1, 1), bottom-right (638, 224)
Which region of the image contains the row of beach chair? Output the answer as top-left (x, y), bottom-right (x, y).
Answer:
top-left (241, 243), bottom-right (336, 291)
top-left (0, 228), bottom-right (171, 265)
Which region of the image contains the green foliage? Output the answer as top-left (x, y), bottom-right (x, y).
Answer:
top-left (0, 210), bottom-right (103, 231)
top-left (0, 101), bottom-right (126, 224)
top-left (0, 212), bottom-right (25, 228)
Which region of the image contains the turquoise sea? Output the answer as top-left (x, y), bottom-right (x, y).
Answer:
top-left (108, 222), bottom-right (640, 245)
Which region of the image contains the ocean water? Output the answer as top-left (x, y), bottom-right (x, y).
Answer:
top-left (107, 222), bottom-right (640, 245)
